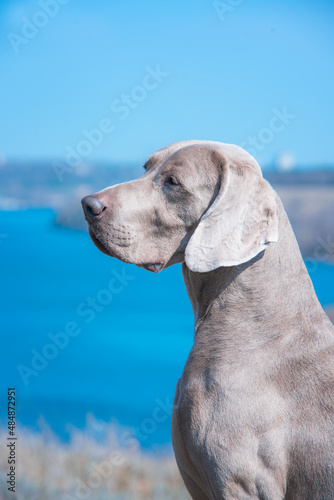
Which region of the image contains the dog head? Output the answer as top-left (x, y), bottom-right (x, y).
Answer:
top-left (81, 141), bottom-right (278, 273)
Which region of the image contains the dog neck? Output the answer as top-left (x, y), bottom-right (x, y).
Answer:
top-left (181, 199), bottom-right (329, 351)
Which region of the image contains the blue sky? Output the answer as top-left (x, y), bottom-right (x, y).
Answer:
top-left (0, 0), bottom-right (334, 168)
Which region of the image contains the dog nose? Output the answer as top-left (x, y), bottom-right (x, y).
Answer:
top-left (81, 195), bottom-right (106, 217)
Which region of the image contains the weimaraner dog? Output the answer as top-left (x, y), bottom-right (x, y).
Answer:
top-left (81, 141), bottom-right (334, 500)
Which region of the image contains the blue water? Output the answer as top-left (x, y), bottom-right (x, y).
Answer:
top-left (1, 209), bottom-right (334, 447)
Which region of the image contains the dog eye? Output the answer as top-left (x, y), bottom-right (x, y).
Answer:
top-left (143, 161), bottom-right (149, 170)
top-left (164, 176), bottom-right (179, 187)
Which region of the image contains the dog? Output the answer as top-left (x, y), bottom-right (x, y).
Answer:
top-left (81, 141), bottom-right (334, 500)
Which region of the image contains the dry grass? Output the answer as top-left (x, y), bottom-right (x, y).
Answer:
top-left (0, 416), bottom-right (190, 500)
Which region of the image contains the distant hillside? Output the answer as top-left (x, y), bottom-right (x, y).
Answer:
top-left (265, 168), bottom-right (334, 186)
top-left (1, 161), bottom-right (333, 262)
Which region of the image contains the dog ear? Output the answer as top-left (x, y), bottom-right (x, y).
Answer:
top-left (185, 153), bottom-right (279, 272)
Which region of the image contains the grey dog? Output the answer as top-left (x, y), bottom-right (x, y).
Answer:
top-left (82, 141), bottom-right (334, 500)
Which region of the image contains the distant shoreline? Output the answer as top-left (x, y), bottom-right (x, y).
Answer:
top-left (1, 165), bottom-right (334, 263)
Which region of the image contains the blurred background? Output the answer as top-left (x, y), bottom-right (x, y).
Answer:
top-left (0, 0), bottom-right (334, 498)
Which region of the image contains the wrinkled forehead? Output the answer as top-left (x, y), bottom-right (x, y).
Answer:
top-left (148, 142), bottom-right (222, 179)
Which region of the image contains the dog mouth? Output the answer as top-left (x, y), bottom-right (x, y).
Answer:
top-left (88, 228), bottom-right (115, 257)
top-left (141, 263), bottom-right (164, 273)
top-left (88, 229), bottom-right (165, 272)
